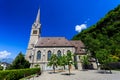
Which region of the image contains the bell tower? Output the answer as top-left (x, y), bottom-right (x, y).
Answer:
top-left (28, 8), bottom-right (41, 49)
top-left (26, 8), bottom-right (41, 62)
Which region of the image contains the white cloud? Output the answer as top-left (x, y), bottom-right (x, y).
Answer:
top-left (75, 24), bottom-right (87, 32)
top-left (0, 50), bottom-right (11, 59)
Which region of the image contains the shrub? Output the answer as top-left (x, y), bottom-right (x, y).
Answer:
top-left (0, 68), bottom-right (40, 80)
top-left (0, 70), bottom-right (10, 80)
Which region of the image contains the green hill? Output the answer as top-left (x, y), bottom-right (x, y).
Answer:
top-left (72, 5), bottom-right (120, 59)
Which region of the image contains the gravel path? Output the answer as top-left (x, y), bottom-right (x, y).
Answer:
top-left (30, 70), bottom-right (120, 80)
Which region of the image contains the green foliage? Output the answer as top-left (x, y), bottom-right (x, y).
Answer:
top-left (0, 68), bottom-right (40, 80)
top-left (96, 49), bottom-right (110, 64)
top-left (80, 55), bottom-right (90, 69)
top-left (47, 54), bottom-right (58, 73)
top-left (8, 52), bottom-right (30, 69)
top-left (57, 54), bottom-right (67, 69)
top-left (80, 55), bottom-right (89, 65)
top-left (72, 4), bottom-right (120, 60)
top-left (110, 55), bottom-right (119, 62)
top-left (47, 52), bottom-right (74, 74)
top-left (34, 64), bottom-right (40, 68)
top-left (0, 65), bottom-right (3, 70)
top-left (66, 51), bottom-right (74, 66)
top-left (66, 51), bottom-right (74, 75)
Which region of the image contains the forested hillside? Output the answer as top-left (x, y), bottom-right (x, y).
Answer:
top-left (72, 5), bottom-right (120, 60)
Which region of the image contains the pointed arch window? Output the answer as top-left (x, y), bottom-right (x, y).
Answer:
top-left (57, 50), bottom-right (61, 57)
top-left (47, 50), bottom-right (52, 61)
top-left (37, 51), bottom-right (41, 60)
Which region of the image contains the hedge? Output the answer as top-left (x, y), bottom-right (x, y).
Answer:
top-left (108, 62), bottom-right (120, 69)
top-left (0, 68), bottom-right (40, 80)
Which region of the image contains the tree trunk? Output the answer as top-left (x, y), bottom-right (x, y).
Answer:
top-left (109, 69), bottom-right (112, 74)
top-left (68, 65), bottom-right (71, 75)
top-left (64, 65), bottom-right (65, 70)
top-left (62, 66), bottom-right (64, 71)
top-left (53, 66), bottom-right (55, 73)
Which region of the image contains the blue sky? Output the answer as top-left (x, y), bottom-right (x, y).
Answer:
top-left (0, 0), bottom-right (120, 59)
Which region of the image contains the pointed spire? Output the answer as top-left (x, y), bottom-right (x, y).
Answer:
top-left (35, 8), bottom-right (40, 23)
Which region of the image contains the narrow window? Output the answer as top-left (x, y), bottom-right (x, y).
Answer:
top-left (37, 51), bottom-right (41, 60)
top-left (57, 50), bottom-right (61, 57)
top-left (47, 50), bottom-right (52, 61)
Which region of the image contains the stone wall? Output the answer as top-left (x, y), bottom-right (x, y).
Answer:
top-left (27, 47), bottom-right (75, 70)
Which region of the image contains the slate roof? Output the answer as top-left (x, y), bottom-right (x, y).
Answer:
top-left (35, 37), bottom-right (86, 54)
top-left (36, 37), bottom-right (73, 47)
top-left (70, 41), bottom-right (86, 54)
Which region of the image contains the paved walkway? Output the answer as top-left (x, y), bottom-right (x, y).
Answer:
top-left (30, 70), bottom-right (120, 80)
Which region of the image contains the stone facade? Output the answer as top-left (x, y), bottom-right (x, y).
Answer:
top-left (29, 47), bottom-right (75, 70)
top-left (25, 9), bottom-right (86, 70)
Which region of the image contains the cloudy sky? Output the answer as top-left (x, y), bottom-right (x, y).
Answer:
top-left (0, 0), bottom-right (120, 59)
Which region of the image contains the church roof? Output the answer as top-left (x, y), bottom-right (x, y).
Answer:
top-left (70, 41), bottom-right (86, 54)
top-left (70, 40), bottom-right (85, 48)
top-left (36, 37), bottom-right (74, 47)
top-left (35, 37), bottom-right (86, 54)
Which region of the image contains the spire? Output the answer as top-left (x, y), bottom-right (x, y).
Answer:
top-left (35, 8), bottom-right (40, 23)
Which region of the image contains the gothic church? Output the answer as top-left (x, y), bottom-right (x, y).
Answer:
top-left (25, 9), bottom-right (86, 70)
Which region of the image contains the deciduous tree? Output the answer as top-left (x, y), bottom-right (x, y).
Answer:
top-left (47, 54), bottom-right (58, 73)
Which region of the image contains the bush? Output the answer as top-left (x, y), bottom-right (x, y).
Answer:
top-left (0, 70), bottom-right (10, 80)
top-left (0, 68), bottom-right (40, 80)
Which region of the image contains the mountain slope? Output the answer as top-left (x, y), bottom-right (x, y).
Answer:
top-left (72, 5), bottom-right (120, 58)
top-left (0, 58), bottom-right (13, 64)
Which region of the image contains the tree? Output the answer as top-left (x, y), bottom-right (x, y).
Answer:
top-left (57, 54), bottom-right (67, 70)
top-left (47, 52), bottom-right (74, 74)
top-left (96, 49), bottom-right (115, 73)
top-left (72, 4), bottom-right (120, 61)
top-left (8, 52), bottom-right (30, 69)
top-left (47, 54), bottom-right (58, 73)
top-left (66, 51), bottom-right (74, 75)
top-left (80, 55), bottom-right (90, 69)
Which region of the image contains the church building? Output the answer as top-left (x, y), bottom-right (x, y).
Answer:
top-left (25, 9), bottom-right (86, 70)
